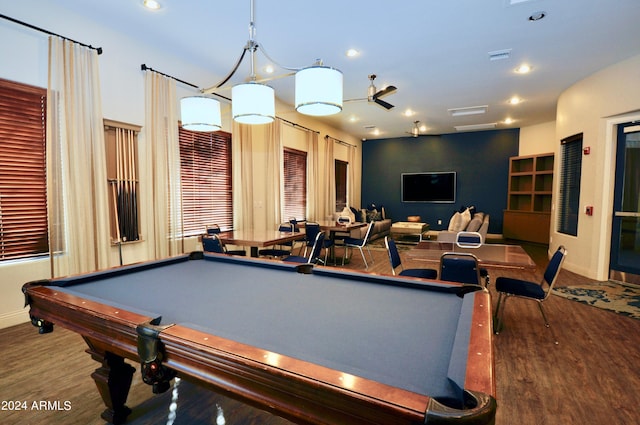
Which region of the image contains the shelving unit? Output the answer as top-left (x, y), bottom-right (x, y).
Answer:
top-left (503, 153), bottom-right (554, 244)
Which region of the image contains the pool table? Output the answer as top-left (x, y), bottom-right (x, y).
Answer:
top-left (23, 253), bottom-right (496, 425)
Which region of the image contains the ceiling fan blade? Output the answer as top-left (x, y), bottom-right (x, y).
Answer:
top-left (374, 98), bottom-right (395, 110)
top-left (373, 85), bottom-right (397, 99)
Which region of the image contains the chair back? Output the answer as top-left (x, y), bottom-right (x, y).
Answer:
top-left (288, 217), bottom-right (300, 232)
top-left (362, 221), bottom-right (375, 244)
top-left (304, 222), bottom-right (321, 246)
top-left (440, 252), bottom-right (483, 287)
top-left (542, 246), bottom-right (567, 295)
top-left (307, 231), bottom-right (326, 263)
top-left (202, 234), bottom-right (225, 253)
top-left (455, 231), bottom-right (483, 248)
top-left (206, 224), bottom-right (221, 235)
top-left (384, 236), bottom-right (402, 275)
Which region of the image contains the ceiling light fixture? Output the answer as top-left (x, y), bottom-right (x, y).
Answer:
top-left (515, 64), bottom-right (532, 74)
top-left (143, 0), bottom-right (161, 10)
top-left (182, 0), bottom-right (342, 131)
top-left (529, 11), bottom-right (546, 21)
top-left (508, 96), bottom-right (521, 105)
top-left (345, 48), bottom-right (359, 58)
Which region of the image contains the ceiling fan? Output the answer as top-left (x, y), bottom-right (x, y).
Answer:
top-left (345, 74), bottom-right (397, 110)
top-left (406, 121), bottom-right (424, 137)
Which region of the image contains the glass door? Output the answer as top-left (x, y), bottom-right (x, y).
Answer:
top-left (610, 122), bottom-right (640, 278)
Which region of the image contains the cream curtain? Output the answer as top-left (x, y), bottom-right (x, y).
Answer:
top-left (232, 120), bottom-right (283, 230)
top-left (47, 36), bottom-right (110, 277)
top-left (348, 141), bottom-right (358, 208)
top-left (232, 122), bottom-right (254, 230)
top-left (143, 70), bottom-right (183, 259)
top-left (324, 136), bottom-right (336, 219)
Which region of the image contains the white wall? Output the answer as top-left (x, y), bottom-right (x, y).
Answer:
top-left (519, 121), bottom-right (556, 157)
top-left (553, 54), bottom-right (640, 280)
top-left (0, 2), bottom-right (361, 328)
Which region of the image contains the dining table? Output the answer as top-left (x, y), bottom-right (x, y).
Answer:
top-left (217, 229), bottom-right (305, 257)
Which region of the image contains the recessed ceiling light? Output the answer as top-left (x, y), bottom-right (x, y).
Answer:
top-left (508, 96), bottom-right (521, 105)
top-left (345, 49), bottom-right (359, 58)
top-left (143, 0), bottom-right (162, 10)
top-left (404, 109), bottom-right (415, 117)
top-left (263, 64), bottom-right (275, 74)
top-left (529, 11), bottom-right (546, 21)
top-left (504, 118), bottom-right (515, 125)
top-left (515, 64), bottom-right (532, 74)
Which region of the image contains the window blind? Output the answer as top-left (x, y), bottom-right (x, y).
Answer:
top-left (557, 134), bottom-right (583, 236)
top-left (335, 159), bottom-right (348, 212)
top-left (179, 128), bottom-right (233, 235)
top-left (0, 79), bottom-right (48, 261)
top-left (283, 148), bottom-right (307, 221)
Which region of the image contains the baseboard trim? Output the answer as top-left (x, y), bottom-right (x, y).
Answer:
top-left (0, 309), bottom-right (30, 330)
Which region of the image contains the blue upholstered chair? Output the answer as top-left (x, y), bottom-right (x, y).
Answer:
top-left (202, 234), bottom-right (225, 253)
top-left (258, 222), bottom-right (295, 258)
top-left (455, 231), bottom-right (490, 286)
top-left (439, 252), bottom-right (483, 287)
top-left (203, 234), bottom-right (247, 256)
top-left (385, 237), bottom-right (437, 279)
top-left (204, 224), bottom-right (246, 256)
top-left (494, 246), bottom-right (567, 337)
top-left (342, 221), bottom-right (375, 269)
top-left (284, 232), bottom-right (326, 265)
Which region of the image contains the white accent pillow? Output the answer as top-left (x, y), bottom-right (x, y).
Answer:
top-left (448, 212), bottom-right (461, 231)
top-left (458, 208), bottom-right (472, 231)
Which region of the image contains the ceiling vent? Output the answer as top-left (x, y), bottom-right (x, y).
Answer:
top-left (448, 105), bottom-right (488, 117)
top-left (488, 49), bottom-right (512, 61)
top-left (454, 123), bottom-right (497, 132)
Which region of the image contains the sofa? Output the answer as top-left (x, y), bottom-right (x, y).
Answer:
top-left (438, 207), bottom-right (490, 243)
top-left (333, 205), bottom-right (391, 242)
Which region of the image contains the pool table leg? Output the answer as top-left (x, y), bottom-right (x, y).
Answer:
top-left (85, 339), bottom-right (135, 425)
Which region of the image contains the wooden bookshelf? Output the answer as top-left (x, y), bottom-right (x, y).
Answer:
top-left (503, 153), bottom-right (554, 244)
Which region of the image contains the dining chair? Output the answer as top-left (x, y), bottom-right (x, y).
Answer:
top-left (493, 245), bottom-right (566, 339)
top-left (203, 224), bottom-right (246, 255)
top-left (385, 237), bottom-right (437, 279)
top-left (258, 222), bottom-right (295, 258)
top-left (455, 231), bottom-right (490, 286)
top-left (284, 232), bottom-right (326, 265)
top-left (342, 221), bottom-right (375, 269)
top-left (202, 234), bottom-right (246, 256)
top-left (439, 252), bottom-right (483, 287)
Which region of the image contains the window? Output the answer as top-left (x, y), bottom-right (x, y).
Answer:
top-left (283, 148), bottom-right (307, 221)
top-left (557, 133), bottom-right (583, 236)
top-left (0, 79), bottom-right (48, 261)
top-left (179, 128), bottom-right (233, 235)
top-left (335, 159), bottom-right (348, 212)
top-left (104, 120), bottom-right (141, 243)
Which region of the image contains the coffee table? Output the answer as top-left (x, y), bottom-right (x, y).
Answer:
top-left (391, 221), bottom-right (430, 243)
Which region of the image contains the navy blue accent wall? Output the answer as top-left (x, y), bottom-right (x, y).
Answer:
top-left (361, 129), bottom-right (519, 234)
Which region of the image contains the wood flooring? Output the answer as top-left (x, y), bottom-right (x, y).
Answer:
top-left (1, 242), bottom-right (639, 424)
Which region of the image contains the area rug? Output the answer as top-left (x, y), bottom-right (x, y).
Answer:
top-left (552, 282), bottom-right (640, 320)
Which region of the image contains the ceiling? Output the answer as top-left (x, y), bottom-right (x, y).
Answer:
top-left (53, 0), bottom-right (640, 140)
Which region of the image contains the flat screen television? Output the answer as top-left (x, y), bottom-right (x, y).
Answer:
top-left (401, 172), bottom-right (456, 203)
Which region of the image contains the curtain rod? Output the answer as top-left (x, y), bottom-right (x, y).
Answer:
top-left (141, 64), bottom-right (231, 102)
top-left (277, 117), bottom-right (319, 134)
top-left (1, 14), bottom-right (102, 54)
top-left (325, 134), bottom-right (357, 148)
